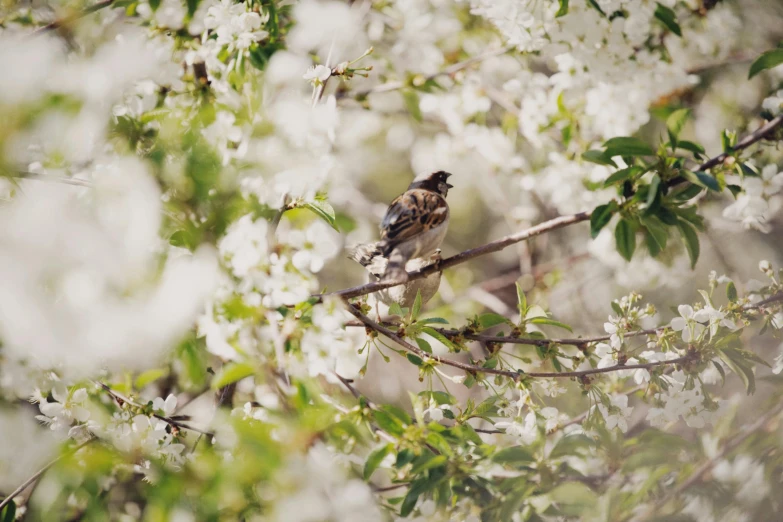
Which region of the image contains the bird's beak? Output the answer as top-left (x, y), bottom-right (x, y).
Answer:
top-left (446, 183), bottom-right (454, 189)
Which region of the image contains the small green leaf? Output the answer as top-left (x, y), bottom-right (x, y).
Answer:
top-left (388, 303), bottom-right (405, 317)
top-left (654, 3), bottom-right (682, 36)
top-left (374, 410), bottom-right (406, 436)
top-left (412, 290), bottom-right (423, 319)
top-left (677, 220), bottom-right (700, 268)
top-left (418, 317), bottom-right (449, 325)
top-left (528, 317), bottom-right (573, 332)
top-left (415, 337), bottom-right (432, 353)
top-left (135, 368), bottom-right (167, 389)
top-left (402, 89), bottom-right (423, 122)
top-left (556, 0), bottom-right (569, 17)
top-left (211, 362), bottom-right (255, 390)
top-left (712, 360), bottom-right (726, 386)
top-left (550, 434), bottom-right (596, 459)
top-left (410, 454), bottom-right (448, 474)
top-left (516, 282), bottom-right (527, 319)
top-left (642, 216), bottom-right (668, 257)
top-left (603, 167), bottom-right (644, 187)
top-left (407, 353), bottom-right (424, 366)
top-left (590, 201), bottom-right (617, 239)
top-left (1, 503), bottom-right (16, 522)
top-left (303, 200), bottom-right (338, 230)
top-left (748, 49), bottom-right (783, 79)
top-left (478, 313), bottom-right (513, 330)
top-left (645, 174), bottom-right (661, 209)
top-left (582, 149), bottom-right (617, 167)
top-left (364, 444), bottom-right (393, 479)
top-left (186, 0), bottom-right (202, 17)
top-left (681, 170), bottom-right (720, 192)
top-left (666, 108), bottom-right (690, 138)
top-left (726, 281), bottom-right (738, 302)
top-left (603, 136), bottom-right (655, 157)
top-left (677, 140), bottom-right (705, 158)
top-left (614, 219), bottom-right (636, 261)
top-left (421, 327), bottom-right (459, 351)
top-left (483, 357), bottom-right (498, 369)
top-left (492, 446), bottom-right (535, 464)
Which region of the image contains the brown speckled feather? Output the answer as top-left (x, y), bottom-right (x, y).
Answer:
top-left (379, 189), bottom-right (449, 255)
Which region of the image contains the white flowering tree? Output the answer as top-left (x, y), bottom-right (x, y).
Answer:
top-left (2, 0), bottom-right (783, 520)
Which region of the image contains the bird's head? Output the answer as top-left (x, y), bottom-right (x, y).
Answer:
top-left (408, 171), bottom-right (453, 197)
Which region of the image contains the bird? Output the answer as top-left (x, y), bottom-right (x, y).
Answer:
top-left (371, 170), bottom-right (452, 283)
top-left (348, 246), bottom-right (443, 309)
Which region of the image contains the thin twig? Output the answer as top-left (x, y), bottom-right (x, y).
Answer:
top-left (0, 438), bottom-right (95, 511)
top-left (95, 382), bottom-right (214, 437)
top-left (344, 303), bottom-right (694, 380)
top-left (639, 400), bottom-right (783, 520)
top-left (8, 171), bottom-right (92, 187)
top-left (32, 0), bottom-right (116, 36)
top-left (342, 45), bottom-right (513, 100)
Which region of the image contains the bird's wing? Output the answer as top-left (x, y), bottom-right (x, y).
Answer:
top-left (347, 242), bottom-right (386, 278)
top-left (379, 189), bottom-right (449, 250)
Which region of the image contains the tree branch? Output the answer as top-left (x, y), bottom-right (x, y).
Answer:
top-left (344, 303), bottom-right (694, 380)
top-left (340, 45), bottom-right (513, 100)
top-left (32, 0), bottom-right (116, 36)
top-left (639, 400), bottom-right (783, 520)
top-left (0, 438), bottom-right (94, 511)
top-left (95, 382), bottom-right (214, 437)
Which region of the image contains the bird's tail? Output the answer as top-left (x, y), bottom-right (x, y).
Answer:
top-left (381, 248), bottom-right (409, 283)
top-left (347, 242), bottom-right (382, 267)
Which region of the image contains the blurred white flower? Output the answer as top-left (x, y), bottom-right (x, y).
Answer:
top-left (303, 65), bottom-right (332, 87)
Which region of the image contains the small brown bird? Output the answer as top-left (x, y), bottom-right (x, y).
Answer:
top-left (348, 247), bottom-right (443, 309)
top-left (371, 170), bottom-right (452, 283)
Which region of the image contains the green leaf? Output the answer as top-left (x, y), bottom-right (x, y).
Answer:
top-left (726, 281), bottom-right (738, 302)
top-left (135, 368), bottom-right (167, 389)
top-left (548, 481), bottom-right (598, 508)
top-left (603, 136), bottom-right (655, 157)
top-left (421, 327), bottom-right (459, 352)
top-left (417, 317), bottom-right (449, 325)
top-left (678, 140), bottom-right (705, 157)
top-left (410, 454), bottom-right (448, 474)
top-left (516, 282), bottom-right (527, 319)
top-left (681, 170), bottom-right (720, 192)
top-left (415, 337), bottom-right (432, 353)
top-left (364, 444), bottom-right (393, 479)
top-left (388, 303), bottom-right (405, 317)
top-left (654, 3), bottom-right (682, 36)
top-left (671, 183), bottom-right (704, 201)
top-left (528, 317), bottom-right (573, 332)
top-left (211, 362), bottom-right (255, 390)
top-left (666, 108), bottom-right (690, 139)
top-left (186, 0), bottom-right (202, 17)
top-left (1, 503), bottom-right (16, 522)
top-left (677, 220), bottom-right (700, 268)
top-left (603, 167), bottom-right (644, 187)
top-left (149, 0), bottom-right (161, 10)
top-left (642, 216), bottom-right (668, 257)
top-left (586, 0), bottom-right (606, 16)
top-left (374, 410), bottom-right (406, 436)
top-left (582, 149), bottom-right (617, 167)
top-left (412, 290), bottom-right (423, 319)
top-left (645, 174), bottom-right (661, 209)
top-left (718, 349), bottom-right (756, 395)
top-left (556, 0), bottom-right (569, 17)
top-left (402, 89), bottom-right (423, 122)
top-left (712, 360), bottom-right (726, 386)
top-left (407, 353), bottom-right (424, 366)
top-left (303, 200), bottom-right (338, 230)
top-left (493, 446), bottom-right (535, 464)
top-left (614, 219), bottom-right (636, 261)
top-left (590, 201), bottom-right (617, 239)
top-left (550, 434), bottom-right (595, 459)
top-left (477, 313), bottom-right (513, 330)
top-left (748, 49), bottom-right (783, 79)
top-left (419, 390), bottom-right (455, 405)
